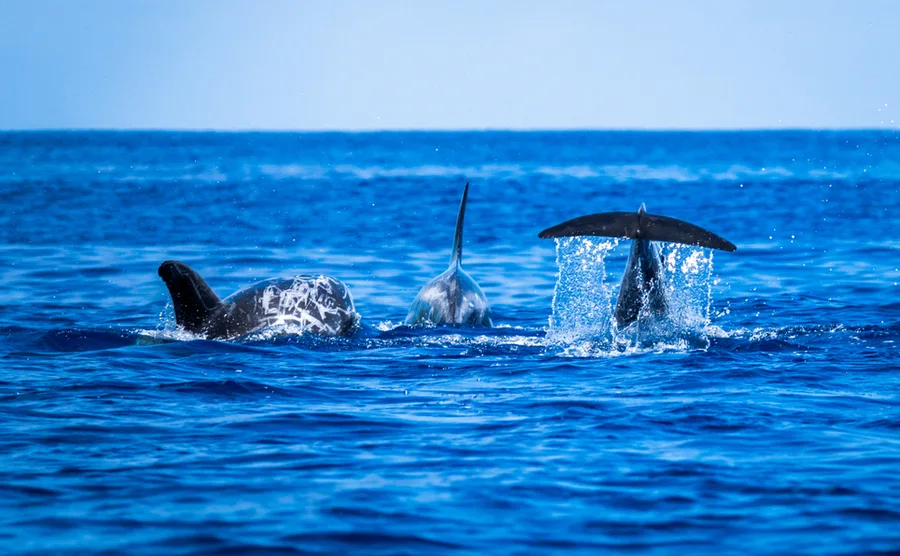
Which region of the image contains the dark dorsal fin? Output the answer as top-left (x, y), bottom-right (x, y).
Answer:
top-left (538, 204), bottom-right (737, 252)
top-left (450, 182), bottom-right (469, 266)
top-left (157, 260), bottom-right (223, 332)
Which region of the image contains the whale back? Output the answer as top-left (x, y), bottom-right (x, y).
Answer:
top-left (222, 275), bottom-right (359, 337)
top-left (405, 266), bottom-right (492, 326)
top-left (159, 262), bottom-right (359, 339)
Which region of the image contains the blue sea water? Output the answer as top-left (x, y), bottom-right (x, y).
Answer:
top-left (1, 130), bottom-right (899, 554)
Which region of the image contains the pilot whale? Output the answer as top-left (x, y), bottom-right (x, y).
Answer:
top-left (158, 261), bottom-right (359, 339)
top-left (405, 183), bottom-right (492, 326)
top-left (539, 203), bottom-right (736, 328)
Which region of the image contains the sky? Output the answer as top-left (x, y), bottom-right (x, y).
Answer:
top-left (1, 0), bottom-right (898, 130)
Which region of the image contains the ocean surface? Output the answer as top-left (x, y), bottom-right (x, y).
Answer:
top-left (1, 130), bottom-right (899, 554)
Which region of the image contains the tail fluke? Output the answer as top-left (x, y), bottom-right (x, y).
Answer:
top-left (538, 204), bottom-right (737, 252)
top-left (450, 182), bottom-right (469, 265)
top-left (158, 261), bottom-right (223, 332)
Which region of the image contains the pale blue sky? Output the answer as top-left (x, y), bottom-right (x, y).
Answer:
top-left (1, 0), bottom-right (898, 130)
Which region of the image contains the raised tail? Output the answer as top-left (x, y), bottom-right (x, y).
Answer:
top-left (158, 261), bottom-right (223, 332)
top-left (538, 203), bottom-right (737, 252)
top-left (450, 182), bottom-right (469, 266)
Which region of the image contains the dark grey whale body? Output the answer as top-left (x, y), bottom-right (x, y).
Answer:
top-left (540, 203), bottom-right (736, 328)
top-left (405, 183), bottom-right (492, 326)
top-left (158, 261), bottom-right (358, 339)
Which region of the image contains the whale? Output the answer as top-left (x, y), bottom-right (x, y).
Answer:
top-left (405, 183), bottom-right (492, 326)
top-left (539, 203), bottom-right (736, 328)
top-left (158, 261), bottom-right (359, 339)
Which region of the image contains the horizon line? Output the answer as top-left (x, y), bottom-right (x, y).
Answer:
top-left (2, 126), bottom-right (899, 134)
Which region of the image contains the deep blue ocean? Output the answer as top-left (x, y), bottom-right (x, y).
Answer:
top-left (1, 131), bottom-right (899, 554)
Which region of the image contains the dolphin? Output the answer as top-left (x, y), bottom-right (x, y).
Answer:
top-left (539, 203), bottom-right (735, 328)
top-left (158, 261), bottom-right (359, 339)
top-left (405, 183), bottom-right (492, 326)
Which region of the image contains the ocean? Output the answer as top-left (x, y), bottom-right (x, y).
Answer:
top-left (1, 130), bottom-right (899, 554)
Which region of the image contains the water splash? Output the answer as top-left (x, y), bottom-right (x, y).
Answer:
top-left (548, 238), bottom-right (716, 354)
top-left (135, 327), bottom-right (201, 345)
top-left (547, 237), bottom-right (620, 342)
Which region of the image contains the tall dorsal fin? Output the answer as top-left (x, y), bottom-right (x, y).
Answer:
top-left (158, 260), bottom-right (223, 332)
top-left (450, 182), bottom-right (469, 266)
